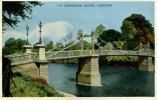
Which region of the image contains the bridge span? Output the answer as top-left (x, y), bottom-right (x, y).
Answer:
top-left (5, 45), bottom-right (154, 86)
top-left (4, 32), bottom-right (155, 86)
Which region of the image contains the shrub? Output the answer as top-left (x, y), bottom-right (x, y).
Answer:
top-left (32, 78), bottom-right (48, 86)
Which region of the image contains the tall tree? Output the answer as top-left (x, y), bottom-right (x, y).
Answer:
top-left (121, 20), bottom-right (137, 49)
top-left (2, 1), bottom-right (43, 30)
top-left (122, 14), bottom-right (154, 49)
top-left (94, 24), bottom-right (105, 38)
top-left (98, 29), bottom-right (122, 47)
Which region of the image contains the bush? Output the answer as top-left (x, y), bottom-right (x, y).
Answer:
top-left (32, 78), bottom-right (48, 86)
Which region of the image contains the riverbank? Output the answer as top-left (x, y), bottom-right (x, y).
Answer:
top-left (10, 72), bottom-right (64, 97)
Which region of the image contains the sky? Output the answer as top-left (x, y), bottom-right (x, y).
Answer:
top-left (2, 1), bottom-right (154, 46)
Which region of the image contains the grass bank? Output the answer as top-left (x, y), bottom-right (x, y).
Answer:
top-left (10, 72), bottom-right (64, 97)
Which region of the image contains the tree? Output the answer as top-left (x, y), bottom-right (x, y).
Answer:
top-left (98, 29), bottom-right (122, 47)
top-left (121, 20), bottom-right (137, 49)
top-left (65, 41), bottom-right (78, 50)
top-left (94, 24), bottom-right (105, 38)
top-left (123, 14), bottom-right (154, 49)
top-left (3, 38), bottom-right (27, 55)
top-left (83, 40), bottom-right (91, 50)
top-left (46, 41), bottom-right (54, 51)
top-left (55, 42), bottom-right (64, 51)
top-left (2, 1), bottom-right (43, 30)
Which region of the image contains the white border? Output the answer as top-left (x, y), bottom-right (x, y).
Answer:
top-left (0, 0), bottom-right (156, 100)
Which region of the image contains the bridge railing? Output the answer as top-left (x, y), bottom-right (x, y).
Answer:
top-left (46, 50), bottom-right (91, 59)
top-left (5, 53), bottom-right (38, 65)
top-left (97, 50), bottom-right (154, 57)
top-left (5, 49), bottom-right (154, 65)
top-left (46, 49), bottom-right (154, 60)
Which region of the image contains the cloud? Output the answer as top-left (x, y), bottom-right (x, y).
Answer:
top-left (3, 21), bottom-right (72, 46)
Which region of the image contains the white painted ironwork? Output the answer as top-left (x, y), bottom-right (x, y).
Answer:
top-left (5, 49), bottom-right (154, 65)
top-left (5, 53), bottom-right (38, 66)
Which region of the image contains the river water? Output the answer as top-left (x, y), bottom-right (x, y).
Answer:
top-left (48, 63), bottom-right (154, 97)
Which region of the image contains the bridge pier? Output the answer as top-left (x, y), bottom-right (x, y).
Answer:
top-left (35, 61), bottom-right (49, 82)
top-left (76, 54), bottom-right (102, 86)
top-left (138, 56), bottom-right (154, 71)
top-left (35, 44), bottom-right (49, 83)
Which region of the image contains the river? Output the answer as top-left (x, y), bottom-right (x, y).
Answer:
top-left (48, 63), bottom-right (154, 97)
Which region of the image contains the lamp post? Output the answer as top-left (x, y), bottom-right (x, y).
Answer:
top-left (38, 21), bottom-right (42, 44)
top-left (26, 25), bottom-right (29, 44)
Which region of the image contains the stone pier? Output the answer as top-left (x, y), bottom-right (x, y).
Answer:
top-left (35, 61), bottom-right (49, 82)
top-left (138, 56), bottom-right (154, 71)
top-left (76, 54), bottom-right (102, 86)
top-left (35, 44), bottom-right (49, 83)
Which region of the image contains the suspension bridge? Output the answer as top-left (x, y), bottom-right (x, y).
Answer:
top-left (4, 31), bottom-right (155, 86)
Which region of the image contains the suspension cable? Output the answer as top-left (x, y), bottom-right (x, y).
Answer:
top-left (98, 37), bottom-right (118, 50)
top-left (46, 33), bottom-right (82, 53)
top-left (132, 45), bottom-right (140, 51)
top-left (47, 40), bottom-right (80, 58)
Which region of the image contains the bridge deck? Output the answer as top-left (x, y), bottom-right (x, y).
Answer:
top-left (5, 50), bottom-right (154, 66)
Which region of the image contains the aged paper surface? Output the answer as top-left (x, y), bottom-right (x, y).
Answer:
top-left (0, 0), bottom-right (156, 100)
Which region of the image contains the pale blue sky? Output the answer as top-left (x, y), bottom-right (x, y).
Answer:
top-left (3, 1), bottom-right (154, 45)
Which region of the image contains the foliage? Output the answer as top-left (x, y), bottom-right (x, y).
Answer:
top-left (10, 72), bottom-right (63, 97)
top-left (121, 20), bottom-right (137, 49)
top-left (98, 29), bottom-right (122, 47)
top-left (83, 40), bottom-right (91, 50)
top-left (121, 20), bottom-right (137, 39)
top-left (123, 14), bottom-right (154, 49)
top-left (65, 41), bottom-right (78, 50)
top-left (2, 1), bottom-right (43, 30)
top-left (55, 42), bottom-right (64, 51)
top-left (54, 59), bottom-right (78, 64)
top-left (46, 41), bottom-right (54, 51)
top-left (94, 24), bottom-right (105, 38)
top-left (106, 56), bottom-right (138, 62)
top-left (112, 41), bottom-right (125, 50)
top-left (100, 42), bottom-right (113, 50)
top-left (3, 38), bottom-right (28, 55)
top-left (99, 41), bottom-right (138, 64)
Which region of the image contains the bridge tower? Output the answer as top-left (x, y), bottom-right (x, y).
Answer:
top-left (91, 31), bottom-right (95, 54)
top-left (76, 31), bottom-right (102, 86)
top-left (35, 21), bottom-right (49, 83)
top-left (138, 42), bottom-right (154, 71)
top-left (80, 32), bottom-right (84, 50)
